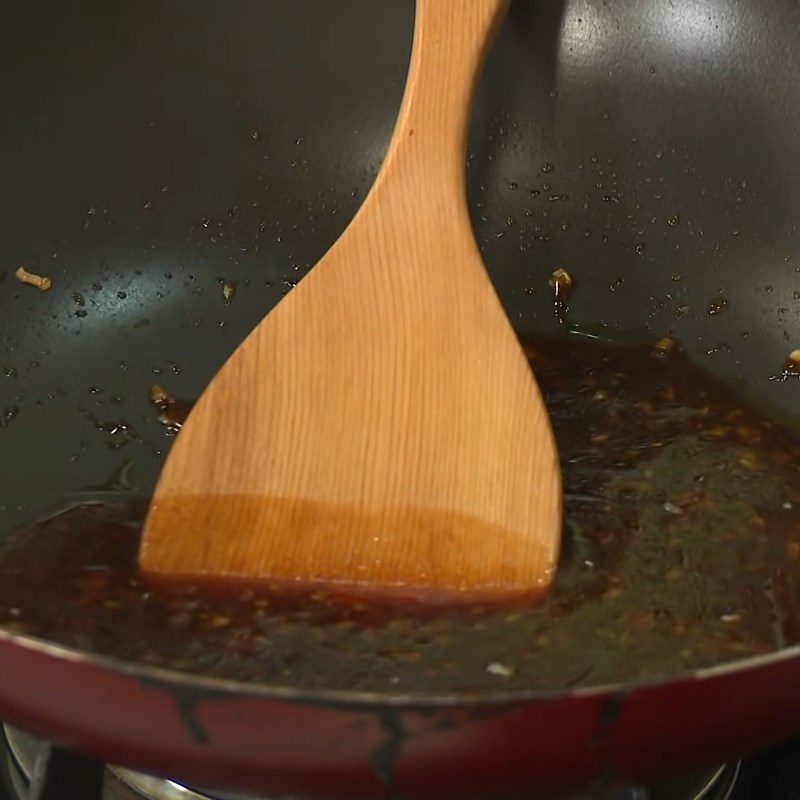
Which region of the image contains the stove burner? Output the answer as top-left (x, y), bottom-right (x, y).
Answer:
top-left (4, 726), bottom-right (265, 800)
top-left (108, 767), bottom-right (256, 800)
top-left (1, 724), bottom-right (740, 800)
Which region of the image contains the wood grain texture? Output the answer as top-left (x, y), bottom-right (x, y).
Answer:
top-left (139, 0), bottom-right (562, 602)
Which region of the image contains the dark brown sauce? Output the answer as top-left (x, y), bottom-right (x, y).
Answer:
top-left (1, 335), bottom-right (800, 694)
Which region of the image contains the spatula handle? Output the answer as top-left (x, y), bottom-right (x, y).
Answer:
top-left (377, 0), bottom-right (510, 205)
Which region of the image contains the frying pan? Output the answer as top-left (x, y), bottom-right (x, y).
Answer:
top-left (3, 0), bottom-right (800, 797)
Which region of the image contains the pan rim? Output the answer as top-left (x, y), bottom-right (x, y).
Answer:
top-left (0, 622), bottom-right (796, 710)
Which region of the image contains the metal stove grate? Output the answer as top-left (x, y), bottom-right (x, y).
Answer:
top-left (0, 723), bottom-right (740, 800)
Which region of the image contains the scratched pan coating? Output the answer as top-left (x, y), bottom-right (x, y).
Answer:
top-left (3, 1), bottom-right (800, 798)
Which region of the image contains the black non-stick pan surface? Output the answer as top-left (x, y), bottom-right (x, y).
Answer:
top-left (3, 2), bottom-right (800, 798)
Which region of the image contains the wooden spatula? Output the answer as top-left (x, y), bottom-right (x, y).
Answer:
top-left (139, 0), bottom-right (562, 604)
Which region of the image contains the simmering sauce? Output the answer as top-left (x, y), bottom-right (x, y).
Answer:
top-left (0, 335), bottom-right (799, 694)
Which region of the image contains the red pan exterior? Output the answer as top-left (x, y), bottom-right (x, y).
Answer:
top-left (2, 2), bottom-right (800, 797)
top-left (2, 630), bottom-right (800, 799)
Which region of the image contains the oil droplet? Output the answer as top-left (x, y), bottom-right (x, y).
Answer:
top-left (774, 350), bottom-right (800, 381)
top-left (609, 277), bottom-right (625, 292)
top-left (651, 336), bottom-right (681, 361)
top-left (667, 214), bottom-right (680, 227)
top-left (0, 406), bottom-right (19, 427)
top-left (707, 297), bottom-right (729, 316)
top-left (549, 268), bottom-right (573, 324)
